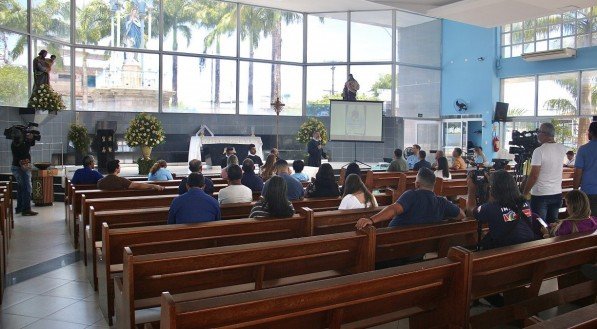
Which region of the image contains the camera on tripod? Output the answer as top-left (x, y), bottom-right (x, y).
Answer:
top-left (508, 129), bottom-right (540, 158)
top-left (4, 122), bottom-right (41, 142)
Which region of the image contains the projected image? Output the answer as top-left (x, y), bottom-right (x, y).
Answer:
top-left (346, 105), bottom-right (366, 136)
top-left (330, 101), bottom-right (383, 142)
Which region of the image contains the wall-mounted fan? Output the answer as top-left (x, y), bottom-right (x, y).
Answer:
top-left (454, 99), bottom-right (469, 112)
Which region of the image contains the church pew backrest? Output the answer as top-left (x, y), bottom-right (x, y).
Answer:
top-left (115, 228), bottom-right (376, 328)
top-left (159, 250), bottom-right (470, 329)
top-left (305, 206), bottom-right (388, 236)
top-left (524, 303), bottom-right (597, 329)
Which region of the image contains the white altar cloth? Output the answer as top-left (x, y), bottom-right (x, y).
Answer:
top-left (188, 136), bottom-right (264, 162)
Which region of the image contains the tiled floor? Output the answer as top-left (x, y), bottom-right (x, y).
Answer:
top-left (2, 204), bottom-right (110, 329)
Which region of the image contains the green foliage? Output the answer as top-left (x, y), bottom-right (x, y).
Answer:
top-left (297, 118), bottom-right (328, 146)
top-left (67, 123), bottom-right (90, 153)
top-left (136, 157), bottom-right (154, 175)
top-left (0, 65), bottom-right (28, 106)
top-left (124, 113), bottom-right (166, 148)
top-left (371, 74), bottom-right (391, 97)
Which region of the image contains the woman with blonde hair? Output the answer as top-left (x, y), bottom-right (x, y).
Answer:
top-left (549, 190), bottom-right (596, 236)
top-left (260, 153), bottom-right (277, 181)
top-left (339, 174), bottom-right (378, 210)
top-left (148, 159), bottom-right (173, 181)
top-left (221, 154), bottom-right (238, 180)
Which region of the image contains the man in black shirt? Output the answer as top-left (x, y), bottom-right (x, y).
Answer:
top-left (245, 144), bottom-right (263, 167)
top-left (10, 130), bottom-right (38, 216)
top-left (179, 159), bottom-right (214, 195)
top-left (307, 131), bottom-right (325, 167)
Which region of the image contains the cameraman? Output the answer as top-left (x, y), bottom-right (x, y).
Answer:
top-left (522, 123), bottom-right (566, 224)
top-left (11, 129), bottom-right (38, 216)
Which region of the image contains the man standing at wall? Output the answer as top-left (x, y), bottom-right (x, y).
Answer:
top-left (574, 121), bottom-right (597, 215)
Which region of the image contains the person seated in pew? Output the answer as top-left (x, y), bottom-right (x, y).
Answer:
top-left (450, 147), bottom-right (467, 170)
top-left (291, 160), bottom-right (310, 182)
top-left (356, 168), bottom-right (464, 229)
top-left (387, 148), bottom-right (408, 172)
top-left (466, 170), bottom-right (536, 250)
top-left (431, 150), bottom-right (444, 170)
top-left (147, 159), bottom-right (173, 181)
top-left (340, 162), bottom-right (362, 195)
top-left (306, 163), bottom-right (340, 198)
top-left (221, 154), bottom-right (238, 180)
top-left (564, 150), bottom-right (575, 168)
top-left (546, 190), bottom-right (596, 237)
top-left (245, 143), bottom-right (263, 167)
top-left (250, 176), bottom-right (295, 219)
top-left (241, 158), bottom-right (264, 192)
top-left (179, 159), bottom-right (214, 196)
top-left (339, 174), bottom-right (378, 210)
top-left (270, 147), bottom-right (280, 160)
top-left (412, 150), bottom-right (432, 171)
top-left (406, 144), bottom-right (421, 170)
top-left (260, 153), bottom-right (277, 182)
top-left (434, 156), bottom-right (451, 180)
top-left (168, 173), bottom-right (220, 224)
top-left (218, 165), bottom-right (253, 205)
top-left (220, 146), bottom-right (236, 169)
top-left (473, 147), bottom-right (489, 167)
top-left (71, 155), bottom-right (103, 185)
top-left (262, 159), bottom-right (304, 201)
top-left (97, 160), bottom-right (165, 191)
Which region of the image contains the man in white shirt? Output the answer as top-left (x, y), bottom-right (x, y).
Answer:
top-left (218, 164), bottom-right (253, 205)
top-left (564, 150), bottom-right (575, 168)
top-left (523, 123), bottom-right (566, 224)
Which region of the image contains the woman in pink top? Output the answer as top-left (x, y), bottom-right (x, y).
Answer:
top-left (550, 190), bottom-right (597, 236)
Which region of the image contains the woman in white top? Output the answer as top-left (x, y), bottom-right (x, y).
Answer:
top-left (339, 174), bottom-right (378, 210)
top-left (434, 156), bottom-right (451, 180)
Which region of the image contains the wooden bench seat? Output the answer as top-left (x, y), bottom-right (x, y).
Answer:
top-left (525, 303), bottom-right (597, 329)
top-left (114, 228), bottom-right (377, 328)
top-left (159, 250), bottom-right (470, 329)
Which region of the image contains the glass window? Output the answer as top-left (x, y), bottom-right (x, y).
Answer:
top-left (396, 14), bottom-right (440, 67)
top-left (239, 5), bottom-right (303, 63)
top-left (348, 65), bottom-right (392, 114)
top-left (395, 66), bottom-right (440, 118)
top-left (538, 72), bottom-right (578, 116)
top-left (75, 0), bottom-right (159, 50)
top-left (0, 30), bottom-right (29, 107)
top-left (34, 39), bottom-right (72, 109)
top-left (306, 65), bottom-right (347, 116)
top-left (32, 0), bottom-right (70, 41)
top-left (502, 77), bottom-right (535, 116)
top-left (580, 70), bottom-right (596, 115)
top-left (162, 56), bottom-right (236, 114)
top-left (75, 48), bottom-right (158, 112)
top-left (0, 0), bottom-right (27, 31)
top-left (307, 12), bottom-right (347, 63)
top-left (239, 61), bottom-right (302, 116)
top-left (350, 11), bottom-right (392, 62)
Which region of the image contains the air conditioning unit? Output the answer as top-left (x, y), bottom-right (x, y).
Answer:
top-left (522, 48), bottom-right (576, 62)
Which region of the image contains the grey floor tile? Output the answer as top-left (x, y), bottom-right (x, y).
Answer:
top-left (23, 318), bottom-right (87, 329)
top-left (2, 295), bottom-right (78, 317)
top-left (0, 313), bottom-right (40, 329)
top-left (47, 301), bottom-right (103, 325)
top-left (7, 276), bottom-right (71, 294)
top-left (42, 281), bottom-right (95, 299)
top-left (0, 291), bottom-right (37, 310)
top-left (42, 263), bottom-right (87, 281)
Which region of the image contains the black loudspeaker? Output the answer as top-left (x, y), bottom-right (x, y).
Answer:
top-left (493, 102), bottom-right (509, 122)
top-left (95, 129), bottom-right (115, 172)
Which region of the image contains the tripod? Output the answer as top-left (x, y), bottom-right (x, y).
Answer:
top-left (349, 141), bottom-right (371, 168)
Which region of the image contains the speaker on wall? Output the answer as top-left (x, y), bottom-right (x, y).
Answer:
top-left (493, 102), bottom-right (509, 122)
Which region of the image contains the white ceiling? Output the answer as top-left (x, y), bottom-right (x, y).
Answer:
top-left (236, 0), bottom-right (390, 13)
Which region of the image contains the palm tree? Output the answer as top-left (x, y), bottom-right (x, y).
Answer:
top-left (76, 0), bottom-right (111, 108)
top-left (0, 0), bottom-right (27, 63)
top-left (270, 12), bottom-right (301, 102)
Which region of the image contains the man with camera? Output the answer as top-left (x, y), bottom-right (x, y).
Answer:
top-left (522, 122), bottom-right (566, 224)
top-left (10, 128), bottom-right (38, 216)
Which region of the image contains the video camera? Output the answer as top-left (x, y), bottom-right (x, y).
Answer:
top-left (508, 129), bottom-right (540, 158)
top-left (468, 165), bottom-right (490, 205)
top-left (4, 122), bottom-right (41, 142)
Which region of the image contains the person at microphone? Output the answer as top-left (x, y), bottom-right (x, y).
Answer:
top-left (307, 131), bottom-right (326, 167)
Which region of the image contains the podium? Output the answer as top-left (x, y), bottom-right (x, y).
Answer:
top-left (31, 169), bottom-right (56, 206)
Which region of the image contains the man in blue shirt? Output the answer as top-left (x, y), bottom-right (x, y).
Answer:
top-left (178, 159), bottom-right (214, 195)
top-left (168, 173), bottom-right (221, 224)
top-left (262, 159), bottom-right (304, 200)
top-left (241, 158), bottom-right (264, 192)
top-left (574, 121), bottom-right (597, 215)
top-left (71, 155), bottom-right (103, 185)
top-left (406, 144), bottom-right (421, 170)
top-left (356, 168), bottom-right (464, 228)
top-left (412, 150), bottom-right (432, 171)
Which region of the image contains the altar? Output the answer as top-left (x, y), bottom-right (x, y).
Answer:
top-left (188, 135), bottom-right (264, 165)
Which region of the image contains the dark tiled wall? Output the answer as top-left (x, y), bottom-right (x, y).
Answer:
top-left (0, 108), bottom-right (404, 172)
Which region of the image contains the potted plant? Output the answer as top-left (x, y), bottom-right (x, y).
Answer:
top-left (124, 113), bottom-right (166, 174)
top-left (67, 123), bottom-right (90, 164)
top-left (297, 118), bottom-right (328, 161)
top-left (21, 84), bottom-right (66, 124)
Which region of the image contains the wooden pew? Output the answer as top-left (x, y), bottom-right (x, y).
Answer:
top-left (115, 228), bottom-right (376, 328)
top-left (0, 229), bottom-right (3, 306)
top-left (0, 181), bottom-right (14, 231)
top-left (454, 231), bottom-right (597, 328)
top-left (525, 303), bottom-right (597, 329)
top-left (159, 250), bottom-right (470, 329)
top-left (434, 177), bottom-right (468, 198)
top-left (69, 186), bottom-right (179, 248)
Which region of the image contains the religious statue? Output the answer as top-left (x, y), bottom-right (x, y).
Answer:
top-left (32, 50), bottom-right (50, 89)
top-left (125, 7), bottom-right (142, 49)
top-left (342, 74), bottom-right (360, 101)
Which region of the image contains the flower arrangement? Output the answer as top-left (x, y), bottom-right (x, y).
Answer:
top-left (67, 123), bottom-right (90, 153)
top-left (124, 113), bottom-right (166, 148)
top-left (296, 118), bottom-right (328, 145)
top-left (28, 84), bottom-right (66, 112)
